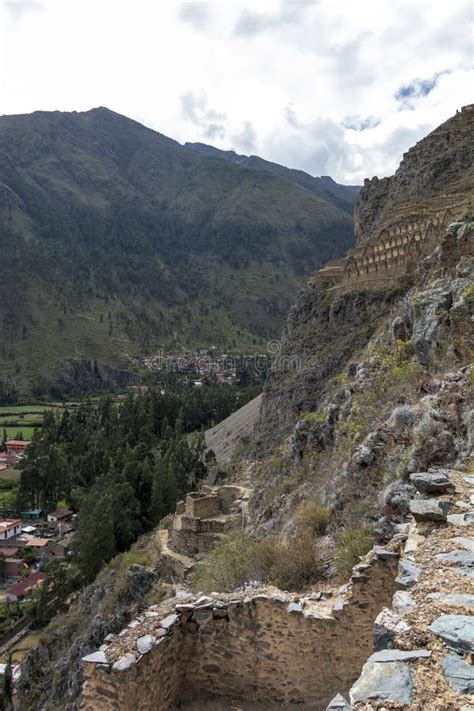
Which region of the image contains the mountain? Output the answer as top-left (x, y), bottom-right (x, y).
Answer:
top-left (185, 141), bottom-right (360, 215)
top-left (0, 107), bottom-right (355, 397)
top-left (15, 109), bottom-right (474, 711)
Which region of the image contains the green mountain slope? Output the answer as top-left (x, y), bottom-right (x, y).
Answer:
top-left (0, 107), bottom-right (354, 397)
top-left (184, 141), bottom-right (360, 215)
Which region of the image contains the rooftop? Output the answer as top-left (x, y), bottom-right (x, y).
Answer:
top-left (6, 571), bottom-right (45, 598)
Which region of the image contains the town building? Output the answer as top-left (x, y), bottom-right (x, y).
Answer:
top-left (5, 440), bottom-right (31, 454)
top-left (0, 519), bottom-right (22, 541)
top-left (47, 509), bottom-right (73, 524)
top-left (5, 571), bottom-right (45, 601)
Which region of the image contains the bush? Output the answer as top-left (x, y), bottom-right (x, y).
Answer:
top-left (295, 501), bottom-right (330, 535)
top-left (334, 526), bottom-right (373, 578)
top-left (192, 529), bottom-right (324, 593)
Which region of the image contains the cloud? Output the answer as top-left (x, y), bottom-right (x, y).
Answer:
top-left (178, 2), bottom-right (209, 30)
top-left (394, 71), bottom-right (451, 109)
top-left (180, 91), bottom-right (227, 139)
top-left (233, 0), bottom-right (315, 37)
top-left (2, 0), bottom-right (40, 17)
top-left (343, 115), bottom-right (381, 131)
top-left (231, 121), bottom-right (257, 153)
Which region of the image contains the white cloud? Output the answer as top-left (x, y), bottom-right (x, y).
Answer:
top-left (178, 2), bottom-right (210, 30)
top-left (0, 0), bottom-right (472, 183)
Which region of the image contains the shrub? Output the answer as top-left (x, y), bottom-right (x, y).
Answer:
top-left (271, 529), bottom-right (324, 590)
top-left (334, 526), bottom-right (373, 578)
top-left (295, 501), bottom-right (330, 535)
top-left (192, 529), bottom-right (324, 593)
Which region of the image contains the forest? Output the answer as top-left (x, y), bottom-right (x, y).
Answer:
top-left (17, 381), bottom-right (258, 589)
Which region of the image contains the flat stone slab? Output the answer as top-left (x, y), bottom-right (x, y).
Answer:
top-left (410, 471), bottom-right (453, 494)
top-left (409, 498), bottom-right (448, 522)
top-left (350, 661), bottom-right (412, 705)
top-left (81, 651), bottom-right (108, 664)
top-left (428, 614), bottom-right (474, 653)
top-left (442, 652), bottom-right (474, 694)
top-left (287, 602), bottom-right (303, 614)
top-left (160, 613), bottom-right (178, 629)
top-left (451, 537), bottom-right (474, 551)
top-left (428, 593), bottom-right (474, 610)
top-left (435, 550), bottom-right (474, 567)
top-left (447, 512), bottom-right (474, 526)
top-left (369, 648), bottom-right (431, 662)
top-left (463, 476), bottom-right (474, 486)
top-left (396, 559), bottom-right (421, 589)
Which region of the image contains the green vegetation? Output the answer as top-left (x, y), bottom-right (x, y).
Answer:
top-left (0, 107), bottom-right (354, 399)
top-left (192, 528), bottom-right (324, 593)
top-left (17, 383), bottom-right (255, 583)
top-left (334, 527), bottom-right (373, 578)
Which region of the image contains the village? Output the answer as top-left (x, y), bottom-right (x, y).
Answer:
top-left (139, 348), bottom-right (269, 385)
top-left (0, 441), bottom-right (74, 610)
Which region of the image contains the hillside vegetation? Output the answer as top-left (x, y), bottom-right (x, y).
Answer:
top-left (0, 108), bottom-right (355, 398)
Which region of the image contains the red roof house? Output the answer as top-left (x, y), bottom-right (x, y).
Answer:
top-left (6, 571), bottom-right (46, 601)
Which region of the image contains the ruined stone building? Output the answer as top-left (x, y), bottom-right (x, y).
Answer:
top-left (312, 104), bottom-right (473, 293)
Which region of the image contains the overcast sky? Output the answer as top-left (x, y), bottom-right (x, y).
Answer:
top-left (1, 0), bottom-right (472, 183)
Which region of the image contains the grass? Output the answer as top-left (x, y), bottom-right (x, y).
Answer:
top-left (0, 468), bottom-right (21, 482)
top-left (2, 426), bottom-right (37, 440)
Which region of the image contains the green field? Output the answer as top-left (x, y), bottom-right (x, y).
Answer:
top-left (2, 426), bottom-right (37, 440)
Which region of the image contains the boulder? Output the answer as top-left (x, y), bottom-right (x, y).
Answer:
top-left (409, 498), bottom-right (448, 522)
top-left (442, 653), bottom-right (474, 694)
top-left (350, 661), bottom-right (412, 705)
top-left (428, 615), bottom-right (474, 653)
top-left (409, 471), bottom-right (453, 494)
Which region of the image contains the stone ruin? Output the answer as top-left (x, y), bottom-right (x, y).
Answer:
top-left (158, 485), bottom-right (250, 579)
top-left (310, 103), bottom-right (474, 296)
top-left (311, 206), bottom-right (461, 295)
top-left (79, 466), bottom-right (474, 710)
top-left (80, 539), bottom-right (401, 710)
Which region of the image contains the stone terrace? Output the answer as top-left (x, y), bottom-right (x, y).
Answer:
top-left (80, 540), bottom-right (401, 710)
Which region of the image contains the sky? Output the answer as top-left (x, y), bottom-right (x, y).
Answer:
top-left (0, 0), bottom-right (472, 183)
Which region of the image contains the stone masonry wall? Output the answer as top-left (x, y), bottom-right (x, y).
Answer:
top-left (80, 542), bottom-right (400, 710)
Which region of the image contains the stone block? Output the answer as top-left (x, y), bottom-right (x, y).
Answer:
top-left (396, 558), bottom-right (421, 589)
top-left (409, 498), bottom-right (448, 522)
top-left (409, 471), bottom-right (454, 494)
top-left (428, 614), bottom-right (474, 653)
top-left (350, 660), bottom-right (412, 705)
top-left (442, 653), bottom-right (474, 694)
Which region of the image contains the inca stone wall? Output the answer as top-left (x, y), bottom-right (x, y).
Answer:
top-left (80, 542), bottom-right (400, 710)
top-left (311, 104), bottom-right (473, 295)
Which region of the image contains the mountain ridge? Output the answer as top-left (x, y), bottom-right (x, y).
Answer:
top-left (0, 107), bottom-right (355, 398)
